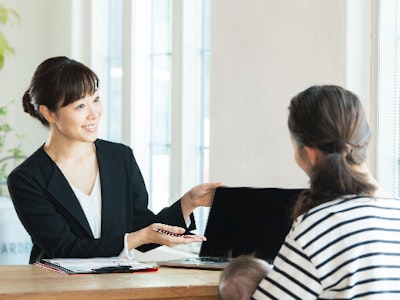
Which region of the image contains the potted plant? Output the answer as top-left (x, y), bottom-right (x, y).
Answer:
top-left (0, 4), bottom-right (23, 194)
top-left (0, 4), bottom-right (32, 265)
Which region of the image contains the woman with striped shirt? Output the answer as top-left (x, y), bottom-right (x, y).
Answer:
top-left (253, 85), bottom-right (400, 299)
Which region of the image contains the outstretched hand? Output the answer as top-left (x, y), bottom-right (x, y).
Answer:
top-left (184, 182), bottom-right (224, 209)
top-left (180, 182), bottom-right (224, 220)
top-left (147, 223), bottom-right (206, 247)
top-left (127, 223), bottom-right (207, 250)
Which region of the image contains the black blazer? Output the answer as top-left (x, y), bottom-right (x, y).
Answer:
top-left (7, 139), bottom-right (195, 263)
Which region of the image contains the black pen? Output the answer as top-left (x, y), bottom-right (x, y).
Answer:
top-left (152, 227), bottom-right (184, 237)
top-left (92, 266), bottom-right (133, 274)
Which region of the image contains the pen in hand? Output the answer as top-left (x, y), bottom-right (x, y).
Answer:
top-left (152, 227), bottom-right (193, 238)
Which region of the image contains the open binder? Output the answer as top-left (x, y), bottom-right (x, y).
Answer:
top-left (35, 257), bottom-right (158, 275)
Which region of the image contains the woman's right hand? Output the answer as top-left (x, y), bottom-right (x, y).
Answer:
top-left (126, 223), bottom-right (207, 250)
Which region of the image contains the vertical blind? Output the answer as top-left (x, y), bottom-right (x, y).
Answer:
top-left (377, 0), bottom-right (400, 198)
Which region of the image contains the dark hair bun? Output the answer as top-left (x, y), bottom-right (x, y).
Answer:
top-left (22, 90), bottom-right (35, 116)
top-left (22, 89), bottom-right (47, 126)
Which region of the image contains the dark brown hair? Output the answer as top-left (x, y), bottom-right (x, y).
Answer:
top-left (219, 255), bottom-right (269, 300)
top-left (288, 85), bottom-right (377, 220)
top-left (22, 56), bottom-right (99, 127)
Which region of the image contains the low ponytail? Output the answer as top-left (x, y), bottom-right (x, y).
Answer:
top-left (288, 85), bottom-right (377, 220)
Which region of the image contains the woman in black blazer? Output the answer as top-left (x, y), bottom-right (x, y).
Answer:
top-left (7, 56), bottom-right (221, 264)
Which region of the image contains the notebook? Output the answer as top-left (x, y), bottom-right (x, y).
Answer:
top-left (157, 186), bottom-right (303, 269)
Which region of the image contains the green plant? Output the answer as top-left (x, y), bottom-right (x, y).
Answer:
top-left (0, 101), bottom-right (25, 195)
top-left (0, 4), bottom-right (19, 69)
top-left (0, 4), bottom-right (23, 195)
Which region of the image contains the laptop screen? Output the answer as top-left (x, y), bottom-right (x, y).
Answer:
top-left (199, 187), bottom-right (304, 261)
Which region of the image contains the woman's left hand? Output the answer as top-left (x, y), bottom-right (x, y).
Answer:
top-left (180, 182), bottom-right (223, 219)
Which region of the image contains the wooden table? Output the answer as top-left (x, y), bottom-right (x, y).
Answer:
top-left (0, 264), bottom-right (221, 299)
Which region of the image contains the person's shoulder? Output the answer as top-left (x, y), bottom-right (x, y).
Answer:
top-left (8, 145), bottom-right (52, 182)
top-left (95, 139), bottom-right (131, 152)
top-left (11, 145), bottom-right (48, 170)
top-left (374, 196), bottom-right (400, 210)
top-left (94, 139), bottom-right (134, 163)
top-left (292, 197), bottom-right (346, 231)
top-left (295, 195), bottom-right (387, 229)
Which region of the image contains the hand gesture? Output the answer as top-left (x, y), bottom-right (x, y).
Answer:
top-left (147, 223), bottom-right (206, 247)
top-left (127, 223), bottom-right (207, 249)
top-left (182, 182), bottom-right (224, 209)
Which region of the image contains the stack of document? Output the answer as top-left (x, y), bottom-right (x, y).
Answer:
top-left (35, 257), bottom-right (158, 275)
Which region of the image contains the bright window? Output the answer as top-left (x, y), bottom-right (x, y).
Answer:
top-left (376, 0), bottom-right (400, 198)
top-left (90, 0), bottom-right (211, 233)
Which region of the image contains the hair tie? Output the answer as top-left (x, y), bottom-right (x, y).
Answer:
top-left (343, 142), bottom-right (353, 157)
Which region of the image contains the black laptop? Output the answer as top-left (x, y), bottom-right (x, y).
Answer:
top-left (157, 186), bottom-right (303, 269)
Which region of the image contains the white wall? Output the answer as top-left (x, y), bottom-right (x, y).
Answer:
top-left (0, 0), bottom-right (372, 190)
top-left (0, 0), bottom-right (73, 156)
top-left (209, 0), bottom-right (371, 188)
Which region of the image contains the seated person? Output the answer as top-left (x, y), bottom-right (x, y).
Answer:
top-left (253, 85), bottom-right (400, 299)
top-left (221, 85), bottom-right (400, 299)
top-left (7, 56), bottom-right (222, 263)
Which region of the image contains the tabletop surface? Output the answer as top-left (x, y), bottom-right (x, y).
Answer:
top-left (0, 264), bottom-right (222, 300)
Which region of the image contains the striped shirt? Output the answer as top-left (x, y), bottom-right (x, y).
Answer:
top-left (253, 195), bottom-right (400, 299)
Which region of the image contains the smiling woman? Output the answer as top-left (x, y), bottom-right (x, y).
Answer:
top-left (6, 56), bottom-right (221, 264)
top-left (39, 92), bottom-right (103, 198)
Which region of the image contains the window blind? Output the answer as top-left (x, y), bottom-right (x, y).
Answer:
top-left (377, 0), bottom-right (400, 198)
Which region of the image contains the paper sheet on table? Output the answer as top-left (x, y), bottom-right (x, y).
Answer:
top-left (35, 257), bottom-right (158, 274)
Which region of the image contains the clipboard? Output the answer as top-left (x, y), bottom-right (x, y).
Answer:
top-left (35, 257), bottom-right (158, 275)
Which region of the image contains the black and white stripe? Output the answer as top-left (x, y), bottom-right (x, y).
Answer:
top-left (253, 196), bottom-right (400, 299)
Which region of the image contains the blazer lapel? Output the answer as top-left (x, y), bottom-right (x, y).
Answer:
top-left (95, 141), bottom-right (124, 236)
top-left (47, 165), bottom-right (94, 237)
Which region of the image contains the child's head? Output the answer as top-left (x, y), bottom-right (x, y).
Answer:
top-left (219, 255), bottom-right (271, 300)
